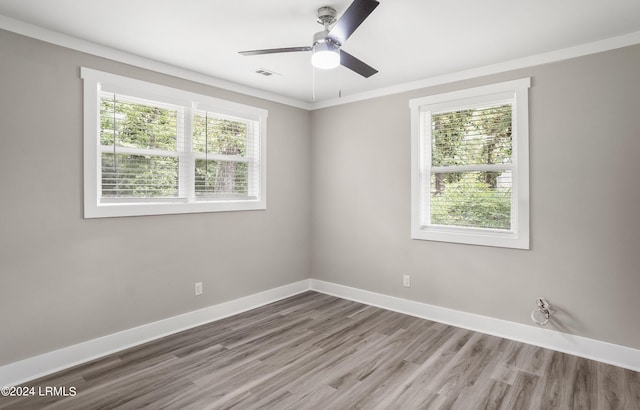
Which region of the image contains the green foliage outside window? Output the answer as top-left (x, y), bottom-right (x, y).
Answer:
top-left (100, 97), bottom-right (177, 150)
top-left (430, 172), bottom-right (511, 229)
top-left (430, 105), bottom-right (513, 229)
top-left (100, 97), bottom-right (179, 198)
top-left (193, 113), bottom-right (250, 197)
top-left (100, 95), bottom-right (250, 199)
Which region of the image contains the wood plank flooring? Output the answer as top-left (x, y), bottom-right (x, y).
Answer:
top-left (1, 291), bottom-right (638, 409)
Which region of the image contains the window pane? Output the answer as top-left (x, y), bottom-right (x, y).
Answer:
top-left (100, 94), bottom-right (178, 151)
top-left (193, 114), bottom-right (247, 156)
top-left (195, 160), bottom-right (249, 198)
top-left (430, 171), bottom-right (512, 229)
top-left (432, 105), bottom-right (512, 167)
top-left (101, 153), bottom-right (178, 198)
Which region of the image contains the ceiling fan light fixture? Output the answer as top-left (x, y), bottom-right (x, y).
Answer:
top-left (311, 40), bottom-right (340, 70)
top-left (239, 0), bottom-right (380, 77)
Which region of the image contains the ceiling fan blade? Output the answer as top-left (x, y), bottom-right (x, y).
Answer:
top-left (239, 46), bottom-right (311, 56)
top-left (327, 0), bottom-right (379, 45)
top-left (340, 50), bottom-right (378, 78)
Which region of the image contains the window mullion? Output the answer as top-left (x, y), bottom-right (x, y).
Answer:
top-left (98, 145), bottom-right (181, 158)
top-left (180, 105), bottom-right (195, 202)
top-left (247, 120), bottom-right (257, 197)
top-left (421, 111), bottom-right (432, 227)
top-left (431, 164), bottom-right (513, 174)
top-left (192, 152), bottom-right (249, 162)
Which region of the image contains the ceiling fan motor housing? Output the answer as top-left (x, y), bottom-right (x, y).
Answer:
top-left (316, 6), bottom-right (337, 27)
top-left (313, 30), bottom-right (339, 48)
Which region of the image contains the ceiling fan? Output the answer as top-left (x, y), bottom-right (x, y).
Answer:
top-left (239, 0), bottom-right (380, 78)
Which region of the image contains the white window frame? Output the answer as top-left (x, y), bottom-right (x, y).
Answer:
top-left (410, 78), bottom-right (530, 249)
top-left (82, 67), bottom-right (267, 218)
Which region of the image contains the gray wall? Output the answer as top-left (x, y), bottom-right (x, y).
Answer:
top-left (311, 44), bottom-right (640, 350)
top-left (2, 27), bottom-right (640, 367)
top-left (0, 30), bottom-right (311, 365)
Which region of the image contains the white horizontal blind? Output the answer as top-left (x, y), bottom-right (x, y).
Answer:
top-left (426, 103), bottom-right (513, 230)
top-left (97, 92), bottom-right (261, 205)
top-left (99, 92), bottom-right (185, 201)
top-left (192, 111), bottom-right (260, 200)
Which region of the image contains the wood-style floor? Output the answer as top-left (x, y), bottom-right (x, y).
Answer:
top-left (1, 291), bottom-right (639, 409)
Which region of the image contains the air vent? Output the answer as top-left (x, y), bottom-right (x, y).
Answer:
top-left (255, 68), bottom-right (280, 77)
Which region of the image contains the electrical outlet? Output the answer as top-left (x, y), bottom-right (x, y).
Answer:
top-left (403, 275), bottom-right (411, 287)
top-left (195, 282), bottom-right (203, 296)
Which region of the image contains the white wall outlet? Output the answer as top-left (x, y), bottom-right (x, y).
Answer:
top-left (195, 282), bottom-right (203, 296)
top-left (403, 275), bottom-right (411, 287)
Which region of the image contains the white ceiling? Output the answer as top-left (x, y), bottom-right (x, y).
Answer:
top-left (1, 0), bottom-right (640, 105)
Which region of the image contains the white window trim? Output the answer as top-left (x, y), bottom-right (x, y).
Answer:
top-left (81, 67), bottom-right (268, 218)
top-left (410, 78), bottom-right (530, 249)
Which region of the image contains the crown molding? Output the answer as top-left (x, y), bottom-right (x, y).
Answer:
top-left (2, 14), bottom-right (640, 111)
top-left (0, 14), bottom-right (313, 110)
top-left (311, 30), bottom-right (640, 110)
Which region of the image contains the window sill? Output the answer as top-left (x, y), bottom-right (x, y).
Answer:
top-left (411, 225), bottom-right (529, 249)
top-left (84, 198), bottom-right (266, 219)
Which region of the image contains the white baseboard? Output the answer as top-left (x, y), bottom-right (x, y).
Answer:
top-left (3, 278), bottom-right (638, 386)
top-left (309, 279), bottom-right (640, 372)
top-left (0, 280), bottom-right (311, 386)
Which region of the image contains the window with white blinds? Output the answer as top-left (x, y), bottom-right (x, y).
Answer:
top-left (99, 93), bottom-right (183, 201)
top-left (82, 68), bottom-right (267, 218)
top-left (192, 110), bottom-right (259, 200)
top-left (410, 79), bottom-right (530, 249)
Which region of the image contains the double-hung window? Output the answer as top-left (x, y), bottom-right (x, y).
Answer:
top-left (82, 68), bottom-right (267, 218)
top-left (410, 78), bottom-right (530, 249)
